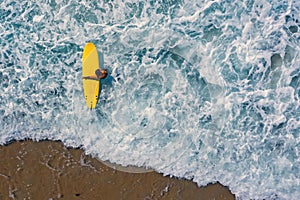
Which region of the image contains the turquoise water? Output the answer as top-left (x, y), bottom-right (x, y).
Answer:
top-left (1, 0), bottom-right (300, 199)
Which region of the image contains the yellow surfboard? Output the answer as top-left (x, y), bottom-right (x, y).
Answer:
top-left (82, 43), bottom-right (100, 109)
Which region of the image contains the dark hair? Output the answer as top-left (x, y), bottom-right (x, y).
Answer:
top-left (95, 69), bottom-right (101, 77)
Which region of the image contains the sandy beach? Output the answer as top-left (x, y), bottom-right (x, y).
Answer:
top-left (0, 140), bottom-right (235, 200)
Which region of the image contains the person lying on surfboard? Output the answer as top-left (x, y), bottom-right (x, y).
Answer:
top-left (82, 69), bottom-right (108, 80)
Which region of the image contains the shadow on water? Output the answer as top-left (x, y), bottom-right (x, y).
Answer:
top-left (98, 50), bottom-right (115, 87)
top-left (94, 50), bottom-right (115, 125)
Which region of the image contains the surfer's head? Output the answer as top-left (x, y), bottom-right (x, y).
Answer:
top-left (100, 69), bottom-right (108, 79)
top-left (95, 69), bottom-right (108, 79)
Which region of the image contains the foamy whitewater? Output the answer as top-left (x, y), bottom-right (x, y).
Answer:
top-left (1, 0), bottom-right (300, 199)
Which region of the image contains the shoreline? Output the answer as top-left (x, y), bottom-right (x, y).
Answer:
top-left (0, 140), bottom-right (235, 199)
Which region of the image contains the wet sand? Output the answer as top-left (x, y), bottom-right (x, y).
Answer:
top-left (0, 140), bottom-right (235, 200)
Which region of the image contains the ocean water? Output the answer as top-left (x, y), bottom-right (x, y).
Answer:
top-left (1, 0), bottom-right (300, 199)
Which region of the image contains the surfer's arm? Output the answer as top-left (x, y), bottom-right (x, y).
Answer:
top-left (83, 70), bottom-right (107, 80)
top-left (82, 76), bottom-right (100, 80)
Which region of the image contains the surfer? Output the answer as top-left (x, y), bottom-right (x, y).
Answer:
top-left (83, 69), bottom-right (108, 80)
top-left (95, 69), bottom-right (108, 79)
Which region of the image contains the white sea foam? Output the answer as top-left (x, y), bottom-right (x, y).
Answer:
top-left (1, 0), bottom-right (300, 199)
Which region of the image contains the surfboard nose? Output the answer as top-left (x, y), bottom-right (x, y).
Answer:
top-left (82, 43), bottom-right (97, 62)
